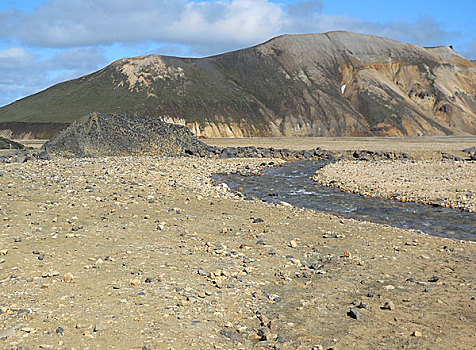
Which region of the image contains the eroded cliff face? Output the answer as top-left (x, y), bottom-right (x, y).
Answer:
top-left (0, 31), bottom-right (474, 138)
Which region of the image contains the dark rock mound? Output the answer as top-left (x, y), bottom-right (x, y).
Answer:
top-left (43, 112), bottom-right (218, 157)
top-left (0, 136), bottom-right (24, 150)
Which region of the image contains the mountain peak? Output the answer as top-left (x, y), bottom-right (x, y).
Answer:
top-left (0, 31), bottom-right (475, 138)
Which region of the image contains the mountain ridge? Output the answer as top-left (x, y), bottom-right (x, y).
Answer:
top-left (0, 31), bottom-right (475, 138)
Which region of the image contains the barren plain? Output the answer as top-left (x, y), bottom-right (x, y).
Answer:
top-left (0, 137), bottom-right (475, 349)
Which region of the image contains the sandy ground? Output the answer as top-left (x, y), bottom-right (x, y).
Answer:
top-left (1, 155), bottom-right (475, 349)
top-left (314, 160), bottom-right (476, 212)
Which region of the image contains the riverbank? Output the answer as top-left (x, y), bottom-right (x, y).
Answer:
top-left (314, 159), bottom-right (476, 212)
top-left (205, 136), bottom-right (476, 160)
top-left (1, 156), bottom-right (475, 349)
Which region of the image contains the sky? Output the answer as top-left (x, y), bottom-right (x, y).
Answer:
top-left (0, 0), bottom-right (475, 107)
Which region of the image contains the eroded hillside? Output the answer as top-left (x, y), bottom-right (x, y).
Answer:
top-left (0, 31), bottom-right (474, 138)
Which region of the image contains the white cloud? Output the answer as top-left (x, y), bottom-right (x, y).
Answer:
top-left (0, 47), bottom-right (35, 68)
top-left (0, 0), bottom-right (461, 56)
top-left (0, 0), bottom-right (472, 106)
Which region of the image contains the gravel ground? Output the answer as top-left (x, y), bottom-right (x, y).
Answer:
top-left (0, 156), bottom-right (475, 349)
top-left (205, 136), bottom-right (476, 159)
top-left (314, 160), bottom-right (476, 212)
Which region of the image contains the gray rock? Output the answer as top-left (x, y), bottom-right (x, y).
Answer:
top-left (348, 308), bottom-right (361, 319)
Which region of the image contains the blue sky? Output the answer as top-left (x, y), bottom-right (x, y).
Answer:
top-left (1, 0), bottom-right (475, 107)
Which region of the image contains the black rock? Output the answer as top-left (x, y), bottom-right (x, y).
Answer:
top-left (428, 276), bottom-right (440, 282)
top-left (44, 112), bottom-right (217, 158)
top-left (348, 308), bottom-right (361, 319)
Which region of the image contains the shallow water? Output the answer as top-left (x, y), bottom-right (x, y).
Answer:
top-left (213, 161), bottom-right (476, 241)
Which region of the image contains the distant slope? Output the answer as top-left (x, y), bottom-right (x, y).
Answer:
top-left (0, 31), bottom-right (475, 138)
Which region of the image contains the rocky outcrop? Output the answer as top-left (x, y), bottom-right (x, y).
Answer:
top-left (0, 136), bottom-right (24, 150)
top-left (1, 32), bottom-right (474, 138)
top-left (43, 112), bottom-right (218, 157)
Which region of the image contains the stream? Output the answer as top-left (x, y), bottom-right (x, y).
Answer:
top-left (213, 161), bottom-right (476, 241)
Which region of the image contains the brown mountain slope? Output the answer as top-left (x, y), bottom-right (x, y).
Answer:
top-left (0, 31), bottom-right (475, 138)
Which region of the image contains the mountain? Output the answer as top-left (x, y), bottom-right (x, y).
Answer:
top-left (0, 31), bottom-right (475, 138)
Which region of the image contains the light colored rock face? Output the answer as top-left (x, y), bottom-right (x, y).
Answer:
top-left (0, 31), bottom-right (474, 138)
top-left (114, 55), bottom-right (185, 92)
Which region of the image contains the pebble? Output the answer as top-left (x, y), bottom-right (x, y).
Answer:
top-left (348, 308), bottom-right (361, 319)
top-left (412, 330), bottom-right (422, 337)
top-left (428, 276), bottom-right (440, 282)
top-left (94, 323), bottom-right (105, 332)
top-left (130, 279), bottom-right (141, 286)
top-left (381, 301), bottom-right (395, 310)
top-left (358, 301), bottom-right (370, 309)
top-left (63, 273), bottom-right (74, 283)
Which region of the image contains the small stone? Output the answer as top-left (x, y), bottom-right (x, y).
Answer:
top-left (381, 301), bottom-right (395, 310)
top-left (38, 254), bottom-right (45, 260)
top-left (130, 279), bottom-right (141, 286)
top-left (56, 327), bottom-right (64, 334)
top-left (348, 308), bottom-right (361, 319)
top-left (289, 240), bottom-right (298, 248)
top-left (252, 218), bottom-right (264, 223)
top-left (21, 327), bottom-right (36, 333)
top-left (268, 320), bottom-right (278, 331)
top-left (276, 334), bottom-right (288, 343)
top-left (366, 292), bottom-right (375, 298)
top-left (63, 273), bottom-right (74, 283)
top-left (358, 301), bottom-right (370, 309)
top-left (428, 276), bottom-right (440, 283)
top-left (412, 330), bottom-right (422, 337)
top-left (384, 285), bottom-right (395, 290)
top-left (94, 323), bottom-right (105, 332)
